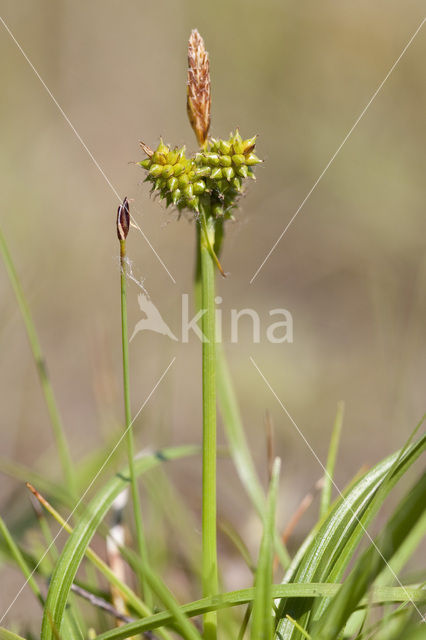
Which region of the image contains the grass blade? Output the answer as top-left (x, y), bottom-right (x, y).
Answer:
top-left (274, 434), bottom-right (425, 638)
top-left (374, 508), bottom-right (426, 588)
top-left (0, 227), bottom-right (75, 495)
top-left (40, 445), bottom-right (198, 640)
top-left (0, 516), bottom-right (43, 607)
top-left (118, 545), bottom-right (203, 640)
top-left (92, 583), bottom-right (426, 640)
top-left (251, 457), bottom-right (281, 639)
top-left (319, 401), bottom-right (344, 518)
top-left (216, 345), bottom-right (290, 568)
top-left (26, 483), bottom-right (156, 627)
top-left (0, 629), bottom-right (27, 640)
top-left (311, 472), bottom-right (426, 639)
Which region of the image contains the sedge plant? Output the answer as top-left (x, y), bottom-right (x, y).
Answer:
top-left (138, 30), bottom-right (261, 638)
top-left (0, 26), bottom-right (425, 640)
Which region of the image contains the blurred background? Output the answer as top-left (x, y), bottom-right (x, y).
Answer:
top-left (1, 0), bottom-right (425, 632)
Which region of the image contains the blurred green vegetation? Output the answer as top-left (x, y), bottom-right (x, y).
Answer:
top-left (0, 0), bottom-right (425, 629)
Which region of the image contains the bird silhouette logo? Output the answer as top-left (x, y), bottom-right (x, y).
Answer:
top-left (130, 293), bottom-right (178, 342)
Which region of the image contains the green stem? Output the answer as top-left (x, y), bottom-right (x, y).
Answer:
top-left (199, 212), bottom-right (218, 640)
top-left (119, 239), bottom-right (152, 608)
top-left (0, 227), bottom-right (75, 496)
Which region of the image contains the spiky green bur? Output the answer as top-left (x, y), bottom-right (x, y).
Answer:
top-left (139, 131), bottom-right (261, 218)
top-left (139, 140), bottom-right (203, 211)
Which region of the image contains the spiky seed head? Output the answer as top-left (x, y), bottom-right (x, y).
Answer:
top-left (116, 197), bottom-right (130, 241)
top-left (138, 131), bottom-right (261, 218)
top-left (187, 29), bottom-right (211, 148)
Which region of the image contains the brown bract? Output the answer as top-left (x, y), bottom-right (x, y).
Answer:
top-left (187, 29), bottom-right (211, 148)
top-left (116, 196), bottom-right (130, 242)
top-left (139, 141), bottom-right (154, 158)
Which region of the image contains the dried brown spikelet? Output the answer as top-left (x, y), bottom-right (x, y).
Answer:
top-left (139, 141), bottom-right (154, 158)
top-left (187, 29), bottom-right (211, 148)
top-left (116, 196), bottom-right (130, 242)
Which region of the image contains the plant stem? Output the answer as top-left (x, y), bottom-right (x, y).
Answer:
top-left (0, 227), bottom-right (75, 496)
top-left (119, 239), bottom-right (152, 608)
top-left (199, 211), bottom-right (218, 640)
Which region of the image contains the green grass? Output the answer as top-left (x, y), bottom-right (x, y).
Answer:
top-left (1, 220), bottom-right (425, 639)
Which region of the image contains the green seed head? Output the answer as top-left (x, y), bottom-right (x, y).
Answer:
top-left (138, 130), bottom-right (261, 219)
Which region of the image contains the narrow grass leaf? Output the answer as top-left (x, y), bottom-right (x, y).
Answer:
top-left (319, 401), bottom-right (344, 518)
top-left (0, 516), bottom-right (43, 606)
top-left (0, 228), bottom-right (75, 494)
top-left (374, 508), bottom-right (426, 588)
top-left (216, 346), bottom-right (290, 568)
top-left (118, 546), bottom-right (203, 640)
top-left (274, 434), bottom-right (425, 638)
top-left (92, 583), bottom-right (426, 640)
top-left (311, 472), bottom-right (426, 639)
top-left (251, 457), bottom-right (281, 640)
top-left (0, 630), bottom-right (27, 640)
top-left (41, 445), bottom-right (198, 640)
top-left (285, 616), bottom-right (312, 639)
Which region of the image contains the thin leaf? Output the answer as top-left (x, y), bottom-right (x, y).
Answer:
top-left (0, 227), bottom-right (75, 494)
top-left (251, 457), bottom-right (281, 640)
top-left (216, 345), bottom-right (290, 568)
top-left (118, 545), bottom-right (203, 640)
top-left (41, 445), bottom-right (198, 640)
top-left (311, 472), bottom-right (426, 639)
top-left (92, 584), bottom-right (426, 640)
top-left (285, 616), bottom-right (312, 639)
top-left (274, 434), bottom-right (425, 638)
top-left (374, 509), bottom-right (426, 588)
top-left (0, 629), bottom-right (27, 640)
top-left (220, 521), bottom-right (255, 573)
top-left (0, 516), bottom-right (43, 606)
top-left (319, 401), bottom-right (344, 518)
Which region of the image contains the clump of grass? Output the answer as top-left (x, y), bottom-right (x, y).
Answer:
top-left (0, 26), bottom-right (425, 640)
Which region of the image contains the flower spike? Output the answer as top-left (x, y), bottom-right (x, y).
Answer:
top-left (187, 29), bottom-right (211, 149)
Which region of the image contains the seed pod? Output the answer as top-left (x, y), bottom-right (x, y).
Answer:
top-left (172, 189), bottom-right (182, 205)
top-left (219, 139), bottom-right (232, 155)
top-left (242, 136), bottom-right (257, 154)
top-left (162, 165), bottom-right (174, 178)
top-left (210, 167), bottom-right (222, 180)
top-left (223, 167), bottom-right (234, 181)
top-left (184, 184), bottom-right (194, 199)
top-left (195, 166), bottom-right (211, 178)
top-left (232, 154), bottom-right (245, 166)
top-left (193, 180), bottom-right (206, 194)
top-left (178, 174), bottom-right (190, 188)
top-left (167, 177), bottom-right (178, 191)
top-left (237, 165), bottom-right (249, 178)
top-left (219, 155), bottom-right (232, 167)
top-left (149, 164), bottom-right (163, 177)
top-left (206, 153), bottom-right (220, 166)
top-left (173, 163), bottom-right (186, 176)
top-left (245, 153), bottom-right (262, 166)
